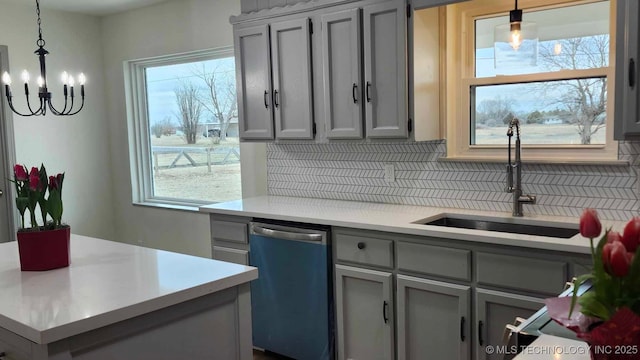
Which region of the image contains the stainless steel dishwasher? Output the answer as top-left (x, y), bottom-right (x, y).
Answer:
top-left (249, 220), bottom-right (333, 360)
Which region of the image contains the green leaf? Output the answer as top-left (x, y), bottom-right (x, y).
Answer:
top-left (569, 273), bottom-right (594, 318)
top-left (578, 291), bottom-right (611, 321)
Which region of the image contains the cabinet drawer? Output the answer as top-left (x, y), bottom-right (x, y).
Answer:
top-left (211, 220), bottom-right (248, 244)
top-left (397, 241), bottom-right (471, 281)
top-left (335, 233), bottom-right (393, 269)
top-left (213, 246), bottom-right (249, 265)
top-left (476, 252), bottom-right (568, 295)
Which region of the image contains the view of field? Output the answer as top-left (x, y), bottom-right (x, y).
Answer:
top-left (475, 124), bottom-right (606, 145)
top-left (150, 134), bottom-right (241, 203)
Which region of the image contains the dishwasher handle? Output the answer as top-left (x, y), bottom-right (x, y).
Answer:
top-left (251, 224), bottom-right (324, 242)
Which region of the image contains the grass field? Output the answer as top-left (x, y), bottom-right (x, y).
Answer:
top-left (150, 134), bottom-right (242, 203)
top-left (475, 124), bottom-right (606, 145)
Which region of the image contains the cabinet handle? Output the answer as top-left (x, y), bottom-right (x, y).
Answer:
top-left (383, 301), bottom-right (389, 323)
top-left (357, 242), bottom-right (366, 250)
top-left (630, 58), bottom-right (636, 88)
top-left (366, 81), bottom-right (372, 103)
top-left (263, 90), bottom-right (269, 109)
top-left (478, 320), bottom-right (484, 346)
top-left (460, 316), bottom-right (466, 342)
top-left (352, 83), bottom-right (358, 103)
top-left (274, 89), bottom-right (279, 108)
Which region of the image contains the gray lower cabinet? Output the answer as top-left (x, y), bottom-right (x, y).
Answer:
top-left (474, 288), bottom-right (544, 360)
top-left (396, 275), bottom-right (470, 360)
top-left (335, 264), bottom-right (394, 360)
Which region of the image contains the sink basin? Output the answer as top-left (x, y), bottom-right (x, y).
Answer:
top-left (417, 214), bottom-right (579, 239)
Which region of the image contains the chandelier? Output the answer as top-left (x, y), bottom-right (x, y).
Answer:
top-left (1, 0), bottom-right (85, 116)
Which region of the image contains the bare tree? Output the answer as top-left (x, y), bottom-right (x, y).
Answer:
top-left (174, 81), bottom-right (203, 144)
top-left (192, 63), bottom-right (237, 141)
top-left (476, 96), bottom-right (517, 126)
top-left (538, 35), bottom-right (608, 144)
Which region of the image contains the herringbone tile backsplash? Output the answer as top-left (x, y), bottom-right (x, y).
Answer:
top-left (266, 140), bottom-right (640, 220)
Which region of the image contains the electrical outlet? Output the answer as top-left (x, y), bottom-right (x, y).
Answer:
top-left (384, 163), bottom-right (395, 183)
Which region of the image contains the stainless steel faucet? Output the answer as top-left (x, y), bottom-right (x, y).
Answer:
top-left (506, 118), bottom-right (536, 217)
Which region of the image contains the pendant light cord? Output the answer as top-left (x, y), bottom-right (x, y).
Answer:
top-left (35, 0), bottom-right (45, 47)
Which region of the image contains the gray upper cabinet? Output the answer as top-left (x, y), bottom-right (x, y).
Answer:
top-left (234, 25), bottom-right (275, 140)
top-left (321, 9), bottom-right (363, 139)
top-left (335, 264), bottom-right (394, 360)
top-left (271, 18), bottom-right (315, 139)
top-left (363, 1), bottom-right (408, 138)
top-left (614, 0), bottom-right (640, 139)
top-left (396, 275), bottom-right (470, 360)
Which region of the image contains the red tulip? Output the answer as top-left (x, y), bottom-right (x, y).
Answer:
top-left (579, 208), bottom-right (602, 238)
top-left (13, 164), bottom-right (27, 181)
top-left (28, 172), bottom-right (39, 191)
top-left (607, 231), bottom-right (622, 244)
top-left (621, 217), bottom-right (640, 253)
top-left (602, 240), bottom-right (632, 277)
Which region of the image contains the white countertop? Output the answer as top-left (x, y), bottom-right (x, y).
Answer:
top-left (513, 334), bottom-right (590, 360)
top-left (0, 235), bottom-right (257, 344)
top-left (200, 196), bottom-right (624, 254)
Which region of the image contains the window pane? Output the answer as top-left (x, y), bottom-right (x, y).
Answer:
top-left (475, 1), bottom-right (610, 77)
top-left (144, 57), bottom-right (241, 203)
top-left (471, 78), bottom-right (607, 145)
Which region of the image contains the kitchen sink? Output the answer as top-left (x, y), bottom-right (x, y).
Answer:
top-left (416, 214), bottom-right (579, 239)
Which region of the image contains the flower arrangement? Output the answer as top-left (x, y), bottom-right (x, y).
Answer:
top-left (12, 164), bottom-right (65, 231)
top-left (545, 208), bottom-right (640, 359)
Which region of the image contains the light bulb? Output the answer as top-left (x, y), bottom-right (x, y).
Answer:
top-left (21, 70), bottom-right (30, 83)
top-left (509, 22), bottom-right (522, 50)
top-left (61, 71), bottom-right (69, 85)
top-left (68, 76), bottom-right (75, 87)
top-left (554, 42), bottom-right (562, 55)
top-left (78, 73), bottom-right (86, 85)
top-left (2, 72), bottom-right (11, 85)
top-left (37, 76), bottom-right (44, 87)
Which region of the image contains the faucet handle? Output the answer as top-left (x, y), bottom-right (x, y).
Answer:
top-left (505, 164), bottom-right (513, 192)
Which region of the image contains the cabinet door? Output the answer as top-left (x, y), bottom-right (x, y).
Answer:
top-left (321, 9), bottom-right (363, 139)
top-left (397, 275), bottom-right (470, 360)
top-left (335, 264), bottom-right (394, 360)
top-left (234, 25), bottom-right (274, 140)
top-left (363, 1), bottom-right (408, 138)
top-left (475, 289), bottom-right (544, 360)
top-left (270, 18), bottom-right (314, 139)
top-left (614, 0), bottom-right (640, 139)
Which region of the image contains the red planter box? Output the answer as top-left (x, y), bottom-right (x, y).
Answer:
top-left (17, 226), bottom-right (70, 271)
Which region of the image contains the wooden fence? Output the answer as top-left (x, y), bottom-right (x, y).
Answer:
top-left (152, 146), bottom-right (240, 173)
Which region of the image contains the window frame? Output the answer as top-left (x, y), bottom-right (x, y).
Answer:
top-left (124, 46), bottom-right (238, 209)
top-left (445, 0), bottom-right (619, 163)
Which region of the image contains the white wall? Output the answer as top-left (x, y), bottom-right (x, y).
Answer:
top-left (101, 0), bottom-right (267, 257)
top-left (0, 1), bottom-right (116, 240)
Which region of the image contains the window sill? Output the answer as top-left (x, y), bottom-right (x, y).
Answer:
top-left (133, 201), bottom-right (202, 213)
top-left (439, 156), bottom-right (630, 166)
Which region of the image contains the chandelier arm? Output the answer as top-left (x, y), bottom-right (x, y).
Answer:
top-left (24, 93), bottom-right (43, 115)
top-left (47, 95), bottom-right (69, 115)
top-left (5, 95), bottom-right (39, 117)
top-left (66, 96), bottom-right (85, 116)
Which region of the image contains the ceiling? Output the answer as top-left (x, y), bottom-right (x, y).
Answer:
top-left (3, 0), bottom-right (170, 16)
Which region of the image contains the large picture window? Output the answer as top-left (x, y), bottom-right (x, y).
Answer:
top-left (125, 48), bottom-right (241, 207)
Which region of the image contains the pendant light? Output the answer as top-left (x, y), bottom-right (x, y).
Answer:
top-left (494, 0), bottom-right (538, 68)
top-left (1, 0), bottom-right (86, 116)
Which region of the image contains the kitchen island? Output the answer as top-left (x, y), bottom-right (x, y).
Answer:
top-left (0, 235), bottom-right (257, 360)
